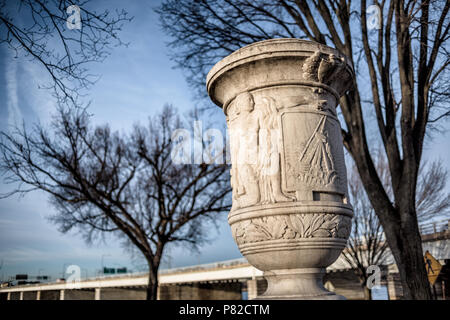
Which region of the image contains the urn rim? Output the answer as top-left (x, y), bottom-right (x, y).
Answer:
top-left (206, 38), bottom-right (355, 108)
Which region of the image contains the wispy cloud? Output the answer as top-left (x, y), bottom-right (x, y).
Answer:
top-left (21, 58), bottom-right (56, 125)
top-left (5, 55), bottom-right (22, 129)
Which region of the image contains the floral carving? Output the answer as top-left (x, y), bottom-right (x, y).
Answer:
top-left (232, 214), bottom-right (351, 245)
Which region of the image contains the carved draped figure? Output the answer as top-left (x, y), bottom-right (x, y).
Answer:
top-left (228, 92), bottom-right (293, 210)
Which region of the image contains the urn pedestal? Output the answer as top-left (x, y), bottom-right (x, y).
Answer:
top-left (207, 39), bottom-right (354, 299)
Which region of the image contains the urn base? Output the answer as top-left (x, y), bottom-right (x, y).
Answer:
top-left (254, 268), bottom-right (345, 300)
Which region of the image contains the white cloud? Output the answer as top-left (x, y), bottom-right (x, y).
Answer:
top-left (5, 55), bottom-right (22, 129)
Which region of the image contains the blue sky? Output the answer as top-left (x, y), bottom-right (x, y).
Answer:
top-left (0, 0), bottom-right (449, 282)
top-left (0, 0), bottom-right (240, 281)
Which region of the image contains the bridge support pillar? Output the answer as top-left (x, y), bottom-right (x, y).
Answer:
top-left (247, 280), bottom-right (258, 300)
top-left (247, 279), bottom-right (267, 300)
top-left (7, 292), bottom-right (11, 300)
top-left (59, 289), bottom-right (65, 300)
top-left (36, 291), bottom-right (41, 300)
top-left (19, 291), bottom-right (23, 300)
top-left (95, 288), bottom-right (101, 300)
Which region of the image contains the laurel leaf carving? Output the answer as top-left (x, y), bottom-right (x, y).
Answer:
top-left (232, 213), bottom-right (351, 245)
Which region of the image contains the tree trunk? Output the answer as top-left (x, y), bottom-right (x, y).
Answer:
top-left (348, 120), bottom-right (432, 299)
top-left (363, 285), bottom-right (372, 300)
top-left (373, 187), bottom-right (433, 300)
top-left (146, 263), bottom-right (159, 300)
top-left (384, 206), bottom-right (433, 300)
top-left (355, 173), bottom-right (433, 299)
top-left (358, 275), bottom-right (372, 300)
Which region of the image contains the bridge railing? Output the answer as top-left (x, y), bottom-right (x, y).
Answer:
top-left (419, 219), bottom-right (449, 235)
top-left (159, 258), bottom-right (248, 275)
top-left (65, 258), bottom-right (249, 282)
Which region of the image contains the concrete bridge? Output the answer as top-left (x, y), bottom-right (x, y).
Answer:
top-left (1, 220), bottom-right (449, 300)
top-left (0, 258), bottom-right (263, 300)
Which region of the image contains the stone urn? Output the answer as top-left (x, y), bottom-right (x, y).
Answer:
top-left (206, 39), bottom-right (354, 299)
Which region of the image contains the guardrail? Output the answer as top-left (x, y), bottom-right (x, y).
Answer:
top-left (159, 258), bottom-right (248, 275)
top-left (419, 219), bottom-right (449, 235)
top-left (0, 258), bottom-right (251, 288)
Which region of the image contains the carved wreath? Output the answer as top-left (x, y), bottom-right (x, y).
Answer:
top-left (232, 213), bottom-right (351, 245)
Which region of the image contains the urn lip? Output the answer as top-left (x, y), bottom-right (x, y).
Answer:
top-left (206, 38), bottom-right (354, 108)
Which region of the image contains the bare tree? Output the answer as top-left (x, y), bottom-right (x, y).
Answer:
top-left (0, 0), bottom-right (131, 104)
top-left (0, 105), bottom-right (231, 300)
top-left (344, 151), bottom-right (450, 299)
top-left (416, 160), bottom-right (450, 223)
top-left (343, 163), bottom-right (389, 300)
top-left (157, 0), bottom-right (450, 299)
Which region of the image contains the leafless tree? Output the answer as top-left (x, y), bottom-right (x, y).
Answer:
top-left (0, 0), bottom-right (131, 104)
top-left (344, 151), bottom-right (450, 299)
top-left (0, 105), bottom-right (232, 300)
top-left (416, 160), bottom-right (450, 223)
top-left (157, 0), bottom-right (450, 299)
top-left (343, 162), bottom-right (389, 300)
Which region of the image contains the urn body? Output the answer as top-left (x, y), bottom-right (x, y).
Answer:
top-left (207, 39), bottom-right (354, 299)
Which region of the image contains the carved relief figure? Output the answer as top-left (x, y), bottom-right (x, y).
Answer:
top-left (257, 97), bottom-right (294, 204)
top-left (228, 92), bottom-right (293, 210)
top-left (228, 92), bottom-right (260, 210)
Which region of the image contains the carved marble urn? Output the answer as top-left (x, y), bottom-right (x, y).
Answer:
top-left (207, 39), bottom-right (354, 299)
